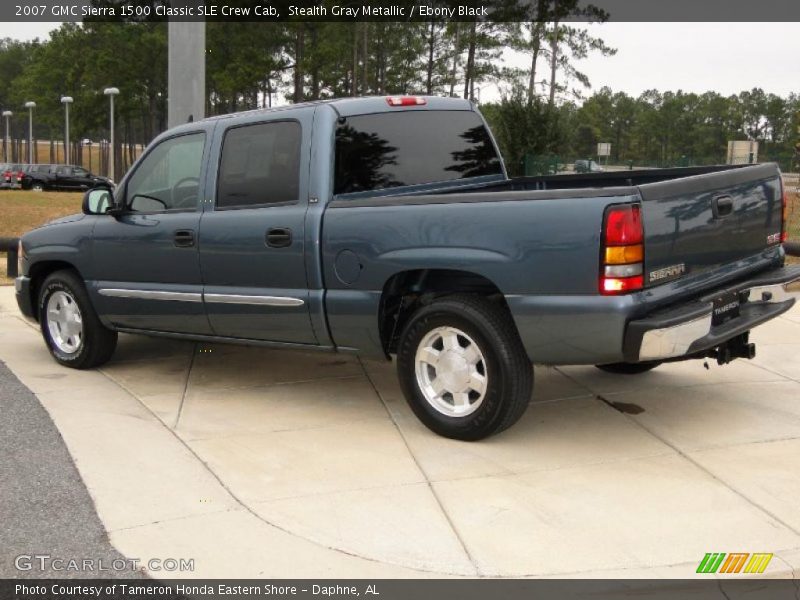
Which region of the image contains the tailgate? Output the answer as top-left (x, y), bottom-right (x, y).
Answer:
top-left (639, 164), bottom-right (783, 287)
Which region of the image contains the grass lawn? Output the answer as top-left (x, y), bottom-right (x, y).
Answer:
top-left (1, 190), bottom-right (83, 284)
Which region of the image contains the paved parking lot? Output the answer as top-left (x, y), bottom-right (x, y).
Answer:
top-left (1, 286), bottom-right (800, 578)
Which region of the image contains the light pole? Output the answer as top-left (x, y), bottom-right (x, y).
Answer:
top-left (2, 111), bottom-right (11, 163)
top-left (24, 101), bottom-right (36, 164)
top-left (103, 87), bottom-right (119, 181)
top-left (60, 96), bottom-right (73, 164)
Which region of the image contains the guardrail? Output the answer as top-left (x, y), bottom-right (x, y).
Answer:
top-left (1, 237), bottom-right (19, 278)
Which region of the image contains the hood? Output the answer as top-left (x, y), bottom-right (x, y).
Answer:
top-left (40, 213), bottom-right (86, 228)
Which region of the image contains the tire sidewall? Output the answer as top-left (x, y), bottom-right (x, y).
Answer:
top-left (397, 304), bottom-right (509, 438)
top-left (39, 277), bottom-right (90, 366)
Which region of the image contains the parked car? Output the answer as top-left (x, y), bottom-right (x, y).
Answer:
top-left (12, 96), bottom-right (799, 440)
top-left (1, 163), bottom-right (27, 189)
top-left (574, 159), bottom-right (605, 173)
top-left (22, 164), bottom-right (112, 192)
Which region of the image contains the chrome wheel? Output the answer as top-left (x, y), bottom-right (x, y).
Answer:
top-left (46, 290), bottom-right (83, 354)
top-left (414, 326), bottom-right (488, 417)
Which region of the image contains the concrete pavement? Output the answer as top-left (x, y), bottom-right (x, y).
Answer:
top-left (1, 285), bottom-right (800, 578)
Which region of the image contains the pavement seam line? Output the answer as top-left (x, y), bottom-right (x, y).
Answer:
top-left (598, 393), bottom-right (800, 539)
top-left (95, 364), bottom-right (466, 576)
top-left (554, 366), bottom-right (800, 537)
top-left (356, 356), bottom-right (483, 577)
top-left (172, 342), bottom-right (199, 429)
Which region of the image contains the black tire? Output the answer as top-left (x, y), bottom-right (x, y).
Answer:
top-left (396, 295), bottom-right (532, 441)
top-left (31, 180), bottom-right (46, 192)
top-left (38, 269), bottom-right (117, 369)
top-left (595, 361), bottom-right (662, 374)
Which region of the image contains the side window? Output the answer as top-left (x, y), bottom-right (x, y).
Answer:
top-left (217, 121), bottom-right (301, 209)
top-left (126, 132), bottom-right (205, 212)
top-left (56, 166), bottom-right (71, 176)
top-left (73, 167), bottom-right (88, 177)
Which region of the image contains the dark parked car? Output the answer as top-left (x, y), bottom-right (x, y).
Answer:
top-left (22, 164), bottom-right (112, 192)
top-left (12, 96), bottom-right (800, 440)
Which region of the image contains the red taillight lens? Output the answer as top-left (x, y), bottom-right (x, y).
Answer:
top-left (604, 204), bottom-right (643, 246)
top-left (602, 275), bottom-right (644, 294)
top-left (601, 203), bottom-right (645, 295)
top-left (386, 96), bottom-right (426, 107)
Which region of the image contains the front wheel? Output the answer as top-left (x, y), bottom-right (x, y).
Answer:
top-left (38, 270), bottom-right (117, 369)
top-left (595, 361), bottom-right (662, 374)
top-left (396, 295), bottom-right (532, 441)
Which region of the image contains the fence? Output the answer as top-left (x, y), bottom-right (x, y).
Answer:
top-left (0, 138), bottom-right (145, 179)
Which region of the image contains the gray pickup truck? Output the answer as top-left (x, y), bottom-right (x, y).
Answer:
top-left (12, 96), bottom-right (799, 440)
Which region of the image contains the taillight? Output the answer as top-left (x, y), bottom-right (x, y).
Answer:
top-left (16, 170), bottom-right (23, 182)
top-left (386, 96), bottom-right (426, 107)
top-left (601, 203), bottom-right (644, 295)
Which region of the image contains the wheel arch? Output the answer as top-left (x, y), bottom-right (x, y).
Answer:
top-left (27, 260), bottom-right (84, 321)
top-left (377, 268), bottom-right (512, 355)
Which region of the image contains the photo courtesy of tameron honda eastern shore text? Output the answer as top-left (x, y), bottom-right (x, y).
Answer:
top-left (11, 96), bottom-right (799, 440)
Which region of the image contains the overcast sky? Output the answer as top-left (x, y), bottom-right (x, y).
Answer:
top-left (1, 21), bottom-right (797, 102)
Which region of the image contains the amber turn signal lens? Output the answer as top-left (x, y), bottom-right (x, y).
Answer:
top-left (604, 244), bottom-right (643, 265)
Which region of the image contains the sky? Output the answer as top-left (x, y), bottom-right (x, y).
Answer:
top-left (0, 21), bottom-right (797, 103)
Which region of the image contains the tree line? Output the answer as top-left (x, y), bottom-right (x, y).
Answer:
top-left (0, 15), bottom-right (797, 176)
top-left (487, 86), bottom-right (800, 174)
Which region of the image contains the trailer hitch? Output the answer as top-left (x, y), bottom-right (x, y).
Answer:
top-left (707, 332), bottom-right (756, 365)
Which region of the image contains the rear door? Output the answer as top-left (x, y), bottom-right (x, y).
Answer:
top-left (639, 164), bottom-right (783, 287)
top-left (54, 165), bottom-right (74, 189)
top-left (198, 108), bottom-right (316, 344)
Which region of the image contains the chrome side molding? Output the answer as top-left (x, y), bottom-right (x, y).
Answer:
top-left (203, 294), bottom-right (304, 307)
top-left (98, 288), bottom-right (304, 307)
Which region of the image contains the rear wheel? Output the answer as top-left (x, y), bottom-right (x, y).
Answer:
top-left (38, 270), bottom-right (117, 369)
top-left (396, 295), bottom-right (532, 441)
top-left (31, 181), bottom-right (45, 192)
top-left (595, 361), bottom-right (662, 374)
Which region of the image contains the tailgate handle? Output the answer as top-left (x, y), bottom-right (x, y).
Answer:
top-left (712, 195), bottom-right (734, 218)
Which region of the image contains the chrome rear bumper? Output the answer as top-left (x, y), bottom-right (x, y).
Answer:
top-left (625, 266), bottom-right (800, 363)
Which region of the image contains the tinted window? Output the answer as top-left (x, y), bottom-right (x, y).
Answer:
top-left (334, 110), bottom-right (502, 195)
top-left (217, 121), bottom-right (301, 208)
top-left (126, 132), bottom-right (205, 212)
top-left (73, 167), bottom-right (89, 177)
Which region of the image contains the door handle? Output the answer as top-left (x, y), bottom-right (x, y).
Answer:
top-left (266, 227), bottom-right (292, 248)
top-left (712, 195), bottom-right (734, 218)
top-left (174, 229), bottom-right (195, 247)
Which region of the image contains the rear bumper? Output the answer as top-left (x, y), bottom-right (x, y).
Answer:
top-left (623, 265), bottom-right (800, 362)
top-left (15, 276), bottom-right (35, 320)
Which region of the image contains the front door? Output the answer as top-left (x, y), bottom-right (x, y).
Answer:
top-left (90, 130), bottom-right (213, 335)
top-left (199, 113), bottom-right (316, 344)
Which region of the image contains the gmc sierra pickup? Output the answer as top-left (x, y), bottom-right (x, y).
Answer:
top-left (12, 96), bottom-right (799, 440)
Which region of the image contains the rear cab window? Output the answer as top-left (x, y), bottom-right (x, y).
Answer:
top-left (334, 110), bottom-right (503, 196)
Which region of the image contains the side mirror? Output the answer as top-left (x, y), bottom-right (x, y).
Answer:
top-left (82, 187), bottom-right (120, 216)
